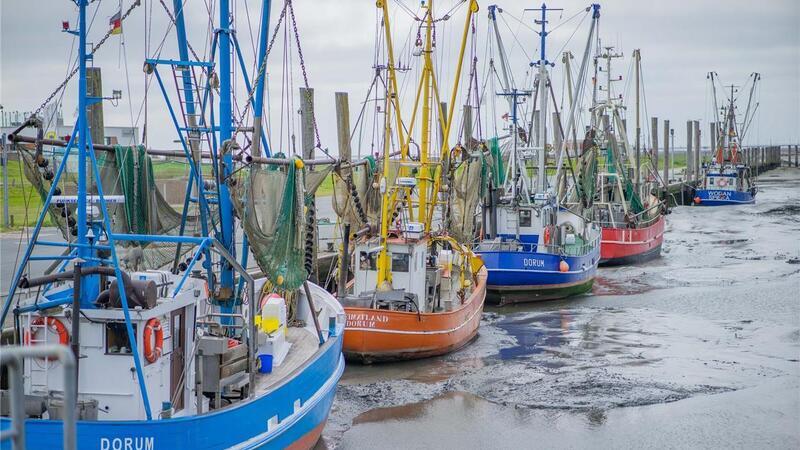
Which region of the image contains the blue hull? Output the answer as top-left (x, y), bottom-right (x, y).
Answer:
top-left (477, 246), bottom-right (599, 304)
top-left (694, 189), bottom-right (755, 206)
top-left (1, 330), bottom-right (344, 450)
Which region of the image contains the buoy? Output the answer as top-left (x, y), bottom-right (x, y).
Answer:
top-left (24, 317), bottom-right (69, 347)
top-left (143, 318), bottom-right (164, 363)
top-left (276, 274), bottom-right (285, 285)
top-left (559, 260), bottom-right (570, 273)
top-left (294, 159), bottom-right (305, 169)
top-left (694, 196), bottom-right (701, 204)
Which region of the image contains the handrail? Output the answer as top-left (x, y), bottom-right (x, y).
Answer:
top-left (0, 344), bottom-right (76, 450)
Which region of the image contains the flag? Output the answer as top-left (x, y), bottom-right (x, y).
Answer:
top-left (109, 11), bottom-right (122, 35)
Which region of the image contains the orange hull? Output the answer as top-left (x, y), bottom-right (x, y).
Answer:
top-left (343, 267), bottom-right (487, 363)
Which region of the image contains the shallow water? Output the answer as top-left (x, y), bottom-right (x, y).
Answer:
top-left (320, 167), bottom-right (800, 449)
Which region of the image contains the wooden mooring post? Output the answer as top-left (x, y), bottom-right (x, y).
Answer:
top-left (662, 120), bottom-right (670, 195)
top-left (651, 117), bottom-right (658, 175)
top-left (693, 120), bottom-right (701, 181)
top-left (686, 121), bottom-right (693, 182)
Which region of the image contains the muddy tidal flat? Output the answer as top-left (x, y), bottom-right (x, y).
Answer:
top-left (321, 168), bottom-right (800, 449)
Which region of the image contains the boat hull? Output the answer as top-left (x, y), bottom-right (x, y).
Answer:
top-left (342, 267), bottom-right (487, 363)
top-left (599, 215), bottom-right (665, 266)
top-left (694, 188), bottom-right (755, 206)
top-left (0, 330), bottom-right (344, 450)
top-left (478, 248), bottom-right (599, 305)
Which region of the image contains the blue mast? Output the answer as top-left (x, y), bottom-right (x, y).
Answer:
top-left (217, 0), bottom-right (236, 304)
top-left (532, 3), bottom-right (562, 67)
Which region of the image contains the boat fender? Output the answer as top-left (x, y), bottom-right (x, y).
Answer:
top-left (24, 317), bottom-right (70, 347)
top-left (694, 196), bottom-right (701, 204)
top-left (559, 260), bottom-right (570, 273)
top-left (143, 318), bottom-right (164, 363)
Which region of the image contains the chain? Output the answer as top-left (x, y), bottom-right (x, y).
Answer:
top-left (287, 0), bottom-right (322, 150)
top-left (30, 0), bottom-right (143, 118)
top-left (157, 0), bottom-right (202, 63)
top-left (228, 2), bottom-right (288, 148)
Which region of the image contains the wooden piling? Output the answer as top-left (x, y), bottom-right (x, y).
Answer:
top-left (663, 120), bottom-right (670, 188)
top-left (686, 121), bottom-right (693, 181)
top-left (693, 120), bottom-right (701, 180)
top-left (463, 105), bottom-right (474, 150)
top-left (335, 92), bottom-right (352, 162)
top-left (709, 122), bottom-right (717, 163)
top-left (87, 67), bottom-right (105, 147)
top-left (300, 87), bottom-right (315, 160)
top-left (651, 117), bottom-right (658, 174)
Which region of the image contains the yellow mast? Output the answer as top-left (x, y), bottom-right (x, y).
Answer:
top-left (417, 1), bottom-right (435, 228)
top-left (374, 0), bottom-right (478, 288)
top-left (427, 0), bottom-right (479, 228)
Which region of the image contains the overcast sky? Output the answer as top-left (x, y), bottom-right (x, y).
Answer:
top-left (1, 0), bottom-right (798, 153)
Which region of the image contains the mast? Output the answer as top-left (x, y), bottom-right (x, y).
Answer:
top-left (216, 0), bottom-right (236, 303)
top-left (634, 49), bottom-right (641, 189)
top-left (488, 5), bottom-right (514, 111)
top-left (532, 3), bottom-right (561, 193)
top-left (418, 0), bottom-right (434, 228)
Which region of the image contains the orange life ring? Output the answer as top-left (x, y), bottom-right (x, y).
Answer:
top-left (24, 316), bottom-right (69, 346)
top-left (143, 318), bottom-right (164, 363)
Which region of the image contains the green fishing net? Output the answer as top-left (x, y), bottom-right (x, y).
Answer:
top-left (233, 159), bottom-right (331, 291)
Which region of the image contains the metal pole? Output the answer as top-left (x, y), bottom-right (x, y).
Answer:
top-left (302, 281), bottom-right (325, 346)
top-left (2, 133), bottom-right (8, 228)
top-left (338, 223), bottom-right (350, 299)
top-left (251, 0), bottom-right (272, 157)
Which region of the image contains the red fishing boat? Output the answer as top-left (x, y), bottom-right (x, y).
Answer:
top-left (588, 48), bottom-right (667, 267)
top-left (600, 213), bottom-right (665, 265)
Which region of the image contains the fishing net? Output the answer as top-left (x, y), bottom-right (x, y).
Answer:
top-left (447, 154), bottom-right (486, 243)
top-left (331, 157), bottom-right (398, 227)
top-left (486, 137), bottom-right (505, 187)
top-left (17, 143), bottom-right (207, 270)
top-left (233, 159), bottom-right (332, 291)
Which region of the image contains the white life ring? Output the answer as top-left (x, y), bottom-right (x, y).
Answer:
top-left (718, 178), bottom-right (728, 187)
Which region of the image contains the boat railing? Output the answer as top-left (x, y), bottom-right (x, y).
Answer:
top-left (0, 344), bottom-right (76, 450)
top-left (476, 232), bottom-right (600, 258)
top-left (591, 200), bottom-right (664, 230)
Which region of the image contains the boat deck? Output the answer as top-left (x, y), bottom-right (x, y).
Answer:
top-left (254, 327), bottom-right (318, 393)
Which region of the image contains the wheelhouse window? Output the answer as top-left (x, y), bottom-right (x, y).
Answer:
top-left (519, 209), bottom-right (532, 228)
top-left (359, 251), bottom-right (378, 271)
top-left (106, 322), bottom-right (136, 355)
top-left (391, 253), bottom-right (410, 272)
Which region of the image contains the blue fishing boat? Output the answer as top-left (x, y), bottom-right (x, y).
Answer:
top-left (476, 4), bottom-right (602, 305)
top-left (1, 1), bottom-right (344, 449)
top-left (694, 73), bottom-right (760, 206)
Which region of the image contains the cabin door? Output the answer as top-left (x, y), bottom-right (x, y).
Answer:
top-left (170, 307), bottom-right (186, 411)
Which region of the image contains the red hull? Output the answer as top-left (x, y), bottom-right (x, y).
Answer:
top-left (600, 215), bottom-right (665, 266)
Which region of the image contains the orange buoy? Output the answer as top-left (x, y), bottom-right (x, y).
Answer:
top-left (24, 317), bottom-right (69, 346)
top-left (694, 196), bottom-right (701, 204)
top-left (143, 318), bottom-right (164, 363)
top-left (543, 226), bottom-right (551, 245)
top-left (559, 260), bottom-right (570, 272)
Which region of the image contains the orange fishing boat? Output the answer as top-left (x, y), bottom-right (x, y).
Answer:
top-left (342, 237), bottom-right (487, 363)
top-left (336, 0), bottom-right (485, 363)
